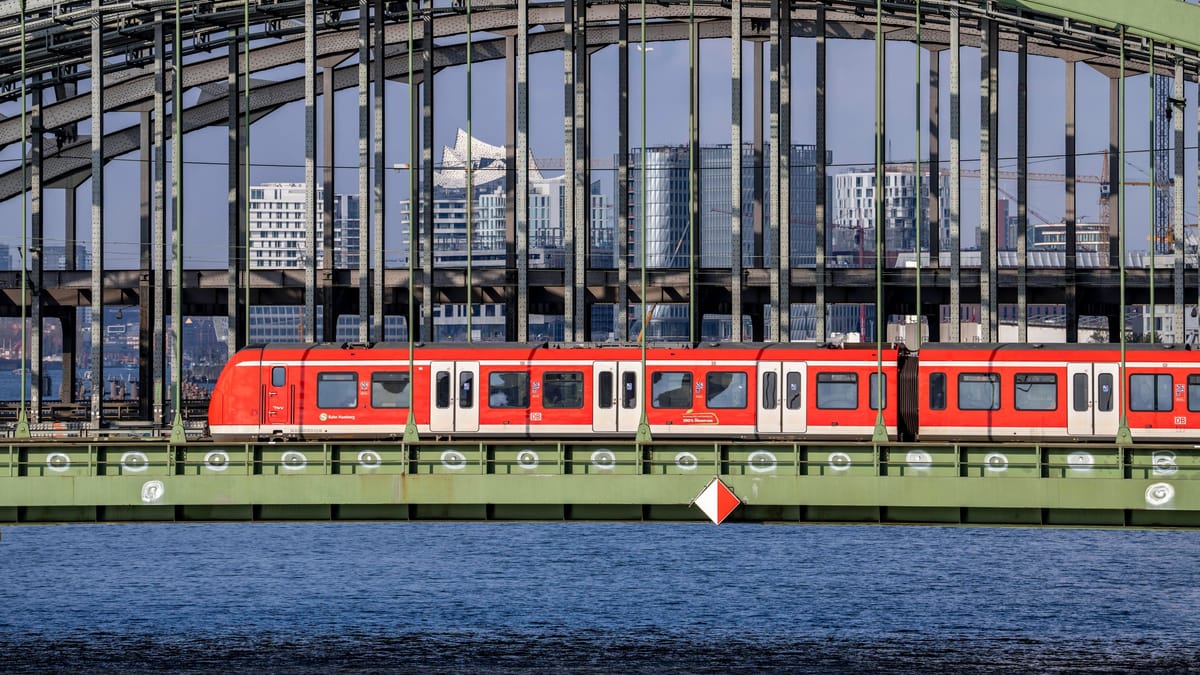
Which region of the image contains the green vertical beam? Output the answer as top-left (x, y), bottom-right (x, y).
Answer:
top-left (170, 0), bottom-right (186, 443)
top-left (466, 0), bottom-right (474, 343)
top-left (404, 0), bottom-right (419, 443)
top-left (1116, 26), bottom-right (1132, 446)
top-left (636, 0), bottom-right (651, 444)
top-left (1148, 42), bottom-right (1155, 344)
top-left (873, 0), bottom-right (887, 443)
top-left (688, 0), bottom-right (696, 344)
top-left (913, 0), bottom-right (921, 348)
top-left (16, 0), bottom-right (29, 438)
top-left (244, 0), bottom-right (252, 344)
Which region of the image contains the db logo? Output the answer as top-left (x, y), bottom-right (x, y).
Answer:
top-left (319, 413), bottom-right (328, 421)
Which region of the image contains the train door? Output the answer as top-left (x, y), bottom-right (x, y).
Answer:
top-left (429, 361), bottom-right (480, 434)
top-left (592, 362), bottom-right (618, 433)
top-left (262, 362), bottom-right (293, 429)
top-left (756, 362), bottom-right (807, 435)
top-left (1067, 363), bottom-right (1120, 438)
top-left (593, 361), bottom-right (643, 434)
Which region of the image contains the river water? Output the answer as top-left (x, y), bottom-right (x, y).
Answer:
top-left (0, 522), bottom-right (1197, 672)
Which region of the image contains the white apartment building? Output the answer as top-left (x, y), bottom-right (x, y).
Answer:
top-left (248, 183), bottom-right (360, 269)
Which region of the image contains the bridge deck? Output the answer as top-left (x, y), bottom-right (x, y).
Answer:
top-left (0, 440), bottom-right (1195, 527)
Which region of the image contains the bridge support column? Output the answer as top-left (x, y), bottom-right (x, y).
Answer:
top-left (925, 43), bottom-right (941, 343)
top-left (948, 9), bottom-right (961, 343)
top-left (617, 2), bottom-right (629, 342)
top-left (1173, 59), bottom-right (1186, 344)
top-left (1065, 60), bottom-right (1078, 342)
top-left (30, 81), bottom-right (44, 425)
top-left (1017, 32), bottom-right (1028, 343)
top-left (815, 5), bottom-right (826, 342)
top-left (421, 9), bottom-right (435, 343)
top-left (89, 0), bottom-right (105, 430)
top-left (730, 0), bottom-right (743, 341)
top-left (153, 11), bottom-right (167, 425)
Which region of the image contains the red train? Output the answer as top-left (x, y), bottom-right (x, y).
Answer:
top-left (206, 341), bottom-right (1200, 443)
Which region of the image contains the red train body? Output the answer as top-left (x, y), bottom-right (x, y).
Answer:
top-left (206, 341), bottom-right (1200, 443)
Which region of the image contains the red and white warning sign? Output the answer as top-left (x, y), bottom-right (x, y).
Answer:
top-left (692, 477), bottom-right (741, 525)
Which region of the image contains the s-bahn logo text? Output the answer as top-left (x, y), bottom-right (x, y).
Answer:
top-left (681, 411), bottom-right (719, 424)
top-left (318, 413), bottom-right (357, 421)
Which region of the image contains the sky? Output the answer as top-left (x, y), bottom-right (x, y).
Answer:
top-left (0, 21), bottom-right (1194, 271)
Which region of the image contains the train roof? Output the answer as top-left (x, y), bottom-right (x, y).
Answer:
top-left (917, 342), bottom-right (1195, 352)
top-left (244, 341), bottom-right (905, 353)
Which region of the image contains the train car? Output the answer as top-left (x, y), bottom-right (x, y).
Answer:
top-left (916, 343), bottom-right (1200, 442)
top-left (207, 341), bottom-right (907, 442)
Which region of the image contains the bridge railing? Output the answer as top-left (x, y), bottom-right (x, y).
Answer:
top-left (2, 441), bottom-right (1197, 481)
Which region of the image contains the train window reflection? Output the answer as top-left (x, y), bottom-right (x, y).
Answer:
top-left (652, 371), bottom-right (693, 409)
top-left (816, 372), bottom-right (857, 410)
top-left (1097, 373), bottom-right (1114, 411)
top-left (598, 371), bottom-right (614, 409)
top-left (317, 372), bottom-right (358, 409)
top-left (544, 371), bottom-right (584, 409)
top-left (958, 373), bottom-right (1000, 411)
top-left (435, 371), bottom-right (451, 409)
top-left (1130, 374), bottom-right (1172, 412)
top-left (489, 371), bottom-right (529, 408)
top-left (459, 372), bottom-right (474, 409)
top-left (869, 373), bottom-right (886, 410)
top-left (621, 372), bottom-right (637, 409)
top-left (786, 372), bottom-right (802, 410)
top-left (762, 372), bottom-right (778, 410)
top-left (929, 372), bottom-right (946, 410)
top-left (1189, 375), bottom-right (1200, 412)
top-left (1014, 373), bottom-right (1057, 411)
top-left (371, 372), bottom-right (410, 408)
top-left (272, 366), bottom-right (286, 387)
top-left (707, 372), bottom-right (747, 409)
top-left (1072, 373), bottom-right (1089, 412)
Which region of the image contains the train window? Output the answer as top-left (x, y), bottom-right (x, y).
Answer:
top-left (1130, 374), bottom-right (1172, 412)
top-left (869, 373), bottom-right (886, 410)
top-left (1015, 373), bottom-right (1057, 411)
top-left (958, 373), bottom-right (1000, 411)
top-left (786, 372), bottom-right (802, 410)
top-left (371, 372), bottom-right (410, 408)
top-left (317, 372), bottom-right (358, 409)
top-left (1190, 375), bottom-right (1200, 412)
top-left (1097, 373), bottom-right (1114, 412)
top-left (929, 372), bottom-right (946, 410)
top-left (459, 372), bottom-right (474, 409)
top-left (652, 371), bottom-right (693, 409)
top-left (271, 366), bottom-right (285, 387)
top-left (544, 371), bottom-right (584, 409)
top-left (435, 371), bottom-right (451, 409)
top-left (816, 372), bottom-right (857, 410)
top-left (488, 371), bottom-right (529, 408)
top-left (621, 372), bottom-right (637, 409)
top-left (762, 372), bottom-right (778, 410)
top-left (1072, 373), bottom-right (1089, 412)
top-left (707, 372), bottom-right (748, 409)
top-left (598, 371), bottom-right (614, 409)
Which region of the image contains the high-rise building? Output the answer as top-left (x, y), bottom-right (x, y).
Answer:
top-left (832, 169), bottom-right (951, 263)
top-left (396, 130), bottom-right (614, 270)
top-left (625, 144), bottom-right (829, 269)
top-left (248, 183), bottom-right (360, 269)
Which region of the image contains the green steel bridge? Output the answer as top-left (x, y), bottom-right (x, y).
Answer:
top-left (5, 1), bottom-right (1200, 526)
top-left (1, 439), bottom-right (1197, 526)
